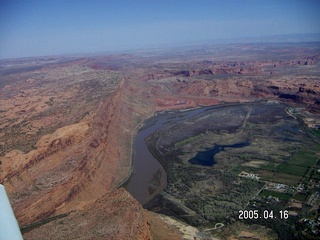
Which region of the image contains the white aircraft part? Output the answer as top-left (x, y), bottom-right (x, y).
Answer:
top-left (0, 184), bottom-right (23, 240)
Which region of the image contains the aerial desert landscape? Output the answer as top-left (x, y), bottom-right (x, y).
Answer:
top-left (0, 42), bottom-right (320, 239)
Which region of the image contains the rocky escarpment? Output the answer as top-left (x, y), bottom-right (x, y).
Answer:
top-left (144, 55), bottom-right (320, 112)
top-left (0, 57), bottom-right (181, 239)
top-left (1, 78), bottom-right (151, 228)
top-left (307, 100), bottom-right (320, 113)
top-left (1, 45), bottom-right (320, 239)
top-left (169, 60), bottom-right (320, 107)
top-left (145, 55), bottom-right (319, 80)
top-left (23, 188), bottom-right (152, 240)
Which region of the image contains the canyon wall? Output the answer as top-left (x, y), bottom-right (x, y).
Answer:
top-left (1, 46), bottom-right (319, 239)
top-left (0, 60), bottom-right (153, 237)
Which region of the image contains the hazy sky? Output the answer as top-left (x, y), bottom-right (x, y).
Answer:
top-left (1, 0), bottom-right (319, 59)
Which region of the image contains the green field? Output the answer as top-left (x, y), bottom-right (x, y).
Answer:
top-left (259, 190), bottom-right (292, 200)
top-left (258, 170), bottom-right (302, 185)
top-left (261, 163), bottom-right (308, 176)
top-left (259, 144), bottom-right (319, 182)
top-left (261, 163), bottom-right (280, 172)
top-left (292, 193), bottom-right (309, 202)
top-left (275, 173), bottom-right (302, 185)
top-left (276, 164), bottom-right (308, 176)
top-left (289, 149), bottom-right (318, 167)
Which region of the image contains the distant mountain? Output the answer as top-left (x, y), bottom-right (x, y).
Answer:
top-left (209, 33), bottom-right (320, 44)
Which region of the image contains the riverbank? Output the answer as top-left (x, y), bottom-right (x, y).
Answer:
top-left (144, 102), bottom-right (311, 230)
top-left (116, 109), bottom-right (155, 190)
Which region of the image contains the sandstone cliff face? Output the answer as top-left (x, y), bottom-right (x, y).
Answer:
top-left (0, 60), bottom-right (152, 233)
top-left (165, 75), bottom-right (319, 108)
top-left (23, 188), bottom-right (152, 240)
top-left (1, 47), bottom-right (319, 239)
top-left (1, 88), bottom-right (128, 225)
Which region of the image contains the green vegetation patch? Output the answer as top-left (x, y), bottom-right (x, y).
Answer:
top-left (245, 122), bottom-right (256, 129)
top-left (261, 144), bottom-right (319, 178)
top-left (274, 173), bottom-right (302, 185)
top-left (310, 129), bottom-right (320, 138)
top-left (260, 144), bottom-right (319, 181)
top-left (174, 134), bottom-right (202, 148)
top-left (276, 164), bottom-right (308, 176)
top-left (310, 168), bottom-right (320, 180)
top-left (258, 170), bottom-right (277, 180)
top-left (292, 193), bottom-right (309, 202)
top-left (261, 163), bottom-right (308, 176)
top-left (289, 149), bottom-right (318, 167)
top-left (258, 170), bottom-right (302, 185)
top-left (260, 162), bottom-right (280, 172)
top-left (259, 190), bottom-right (292, 200)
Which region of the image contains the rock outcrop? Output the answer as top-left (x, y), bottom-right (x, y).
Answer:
top-left (0, 72), bottom-right (152, 231)
top-left (1, 45), bottom-right (319, 239)
top-left (23, 188), bottom-right (152, 240)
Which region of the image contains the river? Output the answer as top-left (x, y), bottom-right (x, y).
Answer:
top-left (124, 102), bottom-right (270, 205)
top-left (124, 106), bottom-right (211, 205)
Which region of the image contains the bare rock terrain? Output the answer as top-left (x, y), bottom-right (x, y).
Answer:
top-left (23, 188), bottom-right (152, 240)
top-left (0, 43), bottom-right (319, 239)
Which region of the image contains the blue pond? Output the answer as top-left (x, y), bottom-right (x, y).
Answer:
top-left (189, 141), bottom-right (250, 166)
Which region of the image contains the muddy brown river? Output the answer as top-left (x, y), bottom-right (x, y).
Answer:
top-left (124, 101), bottom-right (292, 205)
top-left (124, 106), bottom-right (212, 204)
top-left (124, 115), bottom-right (168, 205)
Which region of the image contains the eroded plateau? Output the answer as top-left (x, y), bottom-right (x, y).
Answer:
top-left (1, 43), bottom-right (320, 239)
